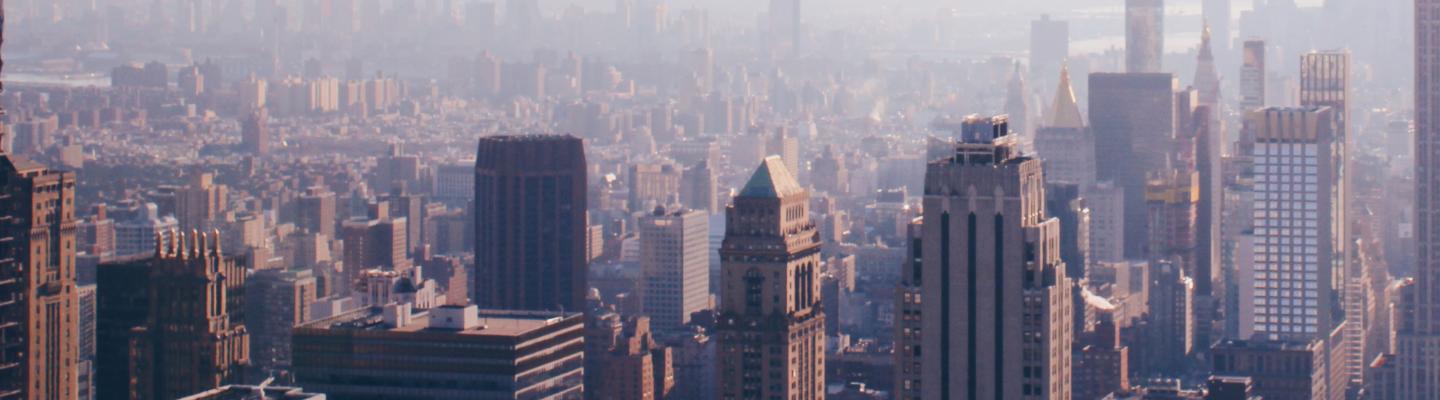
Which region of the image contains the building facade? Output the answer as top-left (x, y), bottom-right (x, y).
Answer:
top-left (1126, 0), bottom-right (1164, 73)
top-left (639, 207), bottom-right (711, 332)
top-left (1246, 107), bottom-right (1343, 341)
top-left (918, 116), bottom-right (1073, 400)
top-left (293, 306), bottom-right (585, 399)
top-left (715, 156), bottom-right (826, 400)
top-left (474, 135), bottom-right (588, 312)
top-left (133, 230), bottom-right (251, 399)
top-left (1380, 1), bottom-right (1440, 396)
top-left (0, 142), bottom-right (80, 400)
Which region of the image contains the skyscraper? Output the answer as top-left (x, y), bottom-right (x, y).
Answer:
top-left (1004, 63), bottom-right (1032, 142)
top-left (473, 135), bottom-right (588, 312)
top-left (1240, 40), bottom-right (1267, 115)
top-left (1202, 0), bottom-right (1231, 54)
top-left (1034, 65), bottom-right (1096, 188)
top-left (1380, 2), bottom-right (1440, 396)
top-left (1090, 73), bottom-right (1177, 259)
top-left (0, 130), bottom-right (80, 400)
top-left (1126, 0), bottom-right (1164, 73)
top-left (919, 116), bottom-right (1072, 400)
top-left (241, 108), bottom-right (269, 155)
top-left (769, 0), bottom-right (801, 55)
top-left (894, 219), bottom-right (923, 400)
top-left (1194, 22), bottom-right (1221, 110)
top-left (174, 172), bottom-right (228, 231)
top-left (296, 186), bottom-right (337, 237)
top-left (716, 156), bottom-right (825, 400)
top-left (1029, 14), bottom-right (1069, 88)
top-left (133, 230), bottom-right (250, 399)
top-left (1245, 107), bottom-right (1342, 341)
top-left (1300, 51), bottom-right (1350, 138)
top-left (640, 206), bottom-right (711, 332)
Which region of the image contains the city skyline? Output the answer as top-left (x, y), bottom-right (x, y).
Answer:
top-left (0, 0), bottom-right (1423, 399)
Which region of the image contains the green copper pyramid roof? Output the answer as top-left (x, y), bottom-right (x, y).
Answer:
top-left (739, 156), bottom-right (804, 198)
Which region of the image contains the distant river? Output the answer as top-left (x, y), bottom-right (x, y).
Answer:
top-left (2, 72), bottom-right (109, 88)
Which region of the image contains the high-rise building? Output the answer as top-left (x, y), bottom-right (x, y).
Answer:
top-left (1212, 339), bottom-right (1333, 400)
top-left (893, 219), bottom-right (923, 400)
top-left (640, 206), bottom-right (710, 332)
top-left (587, 313), bottom-right (675, 400)
top-left (1004, 63), bottom-right (1032, 143)
top-left (245, 268), bottom-right (317, 377)
top-left (0, 143), bottom-right (80, 399)
top-left (473, 135), bottom-right (588, 312)
top-left (1194, 23), bottom-right (1221, 110)
top-left (1246, 107), bottom-right (1343, 341)
top-left (95, 259), bottom-right (149, 400)
top-left (1381, 2), bottom-right (1440, 396)
top-left (919, 116), bottom-right (1072, 400)
top-left (296, 186), bottom-right (337, 237)
top-left (1300, 51), bottom-right (1350, 138)
top-left (769, 0), bottom-right (801, 54)
top-left (716, 156), bottom-right (825, 400)
top-left (1089, 73), bottom-right (1176, 259)
top-left (241, 108), bottom-right (269, 155)
top-left (680, 159), bottom-right (719, 214)
top-left (1048, 184), bottom-right (1091, 279)
top-left (1202, 0), bottom-right (1231, 54)
top-left (1298, 50), bottom-right (1360, 392)
top-left (293, 305), bottom-right (585, 398)
top-left (132, 230), bottom-right (250, 399)
top-left (341, 211), bottom-right (410, 279)
top-left (1034, 65), bottom-right (1096, 188)
top-left (1074, 316), bottom-right (1130, 400)
top-left (1029, 14), bottom-right (1069, 87)
top-left (174, 172), bottom-right (228, 230)
top-left (1240, 40), bottom-right (1267, 115)
top-left (629, 162), bottom-right (682, 212)
top-left (1126, 0), bottom-right (1164, 73)
top-left (811, 145), bottom-right (850, 195)
top-left (1136, 260), bottom-right (1194, 374)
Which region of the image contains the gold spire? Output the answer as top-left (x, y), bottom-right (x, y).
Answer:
top-left (1049, 63), bottom-right (1085, 129)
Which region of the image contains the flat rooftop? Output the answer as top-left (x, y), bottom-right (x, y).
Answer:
top-left (302, 306), bottom-right (578, 338)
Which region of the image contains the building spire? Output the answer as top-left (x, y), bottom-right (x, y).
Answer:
top-left (1049, 63), bottom-right (1085, 129)
top-left (1194, 19), bottom-right (1221, 108)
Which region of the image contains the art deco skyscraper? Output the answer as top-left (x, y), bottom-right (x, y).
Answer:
top-left (1194, 23), bottom-right (1221, 110)
top-left (473, 135), bottom-right (588, 312)
top-left (1381, 1), bottom-right (1440, 397)
top-left (0, 127), bottom-right (80, 400)
top-left (920, 116), bottom-right (1072, 400)
top-left (133, 231), bottom-right (250, 399)
top-left (716, 156), bottom-right (825, 400)
top-left (1126, 0), bottom-right (1164, 73)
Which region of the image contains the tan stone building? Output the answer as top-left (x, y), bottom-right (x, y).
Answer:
top-left (716, 156), bottom-right (825, 400)
top-left (0, 138), bottom-right (80, 400)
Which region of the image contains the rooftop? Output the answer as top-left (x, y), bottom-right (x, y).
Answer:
top-left (304, 305), bottom-right (579, 338)
top-left (739, 156), bottom-right (804, 198)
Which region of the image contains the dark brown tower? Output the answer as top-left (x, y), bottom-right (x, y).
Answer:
top-left (133, 230), bottom-right (249, 399)
top-left (241, 108), bottom-right (269, 155)
top-left (473, 135), bottom-right (588, 312)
